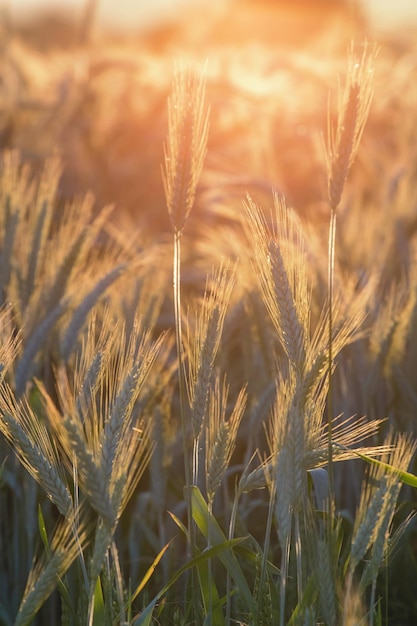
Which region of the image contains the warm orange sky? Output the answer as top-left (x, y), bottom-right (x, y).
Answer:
top-left (11, 0), bottom-right (417, 32)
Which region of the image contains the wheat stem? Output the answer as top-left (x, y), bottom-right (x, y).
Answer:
top-left (327, 207), bottom-right (337, 531)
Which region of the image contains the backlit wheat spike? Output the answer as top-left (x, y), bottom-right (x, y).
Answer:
top-left (351, 471), bottom-right (387, 567)
top-left (266, 377), bottom-right (293, 459)
top-left (101, 330), bottom-right (165, 487)
top-left (14, 297), bottom-right (70, 397)
top-left (307, 416), bottom-right (390, 469)
top-left (24, 157), bottom-right (61, 302)
top-left (386, 283), bottom-right (417, 372)
top-left (287, 393), bottom-right (306, 506)
top-left (268, 373), bottom-right (309, 517)
top-left (88, 518), bottom-right (114, 600)
top-left (363, 434), bottom-right (416, 574)
top-left (310, 284), bottom-right (368, 368)
top-left (63, 415), bottom-right (115, 525)
top-left (61, 263), bottom-right (126, 361)
top-left (238, 456), bottom-right (271, 493)
top-left (75, 350), bottom-right (104, 422)
top-left (0, 305), bottom-right (21, 376)
top-left (15, 512), bottom-right (88, 626)
top-left (244, 193), bottom-right (309, 371)
top-left (188, 261), bottom-right (236, 438)
top-left (111, 420), bottom-right (154, 521)
top-left (42, 223), bottom-right (91, 316)
top-left (327, 43), bottom-right (376, 211)
top-left (315, 537), bottom-right (337, 625)
top-left (101, 361), bottom-right (142, 483)
top-left (275, 446), bottom-right (294, 548)
top-left (190, 305), bottom-right (220, 439)
top-left (52, 363), bottom-right (102, 457)
top-left (42, 200), bottom-right (113, 316)
top-left (0, 382), bottom-right (73, 517)
top-left (0, 410), bottom-right (73, 517)
top-left (0, 206), bottom-right (19, 305)
top-left (299, 349), bottom-right (329, 402)
top-left (26, 201), bottom-right (50, 304)
top-left (163, 62), bottom-right (209, 235)
top-left (351, 432), bottom-right (416, 573)
top-left (268, 240), bottom-right (305, 367)
top-left (206, 378), bottom-right (246, 501)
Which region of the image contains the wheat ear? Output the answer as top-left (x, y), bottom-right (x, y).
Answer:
top-left (244, 193), bottom-right (309, 372)
top-left (14, 297), bottom-right (70, 397)
top-left (61, 263), bottom-right (126, 361)
top-left (162, 61), bottom-right (209, 235)
top-left (206, 378), bottom-right (246, 502)
top-left (14, 512), bottom-right (88, 626)
top-left (0, 383), bottom-right (73, 517)
top-left (188, 261), bottom-right (236, 438)
top-left (327, 42), bottom-right (376, 212)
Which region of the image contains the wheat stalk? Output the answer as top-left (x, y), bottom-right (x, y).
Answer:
top-left (162, 65), bottom-right (209, 576)
top-left (325, 42), bottom-right (376, 521)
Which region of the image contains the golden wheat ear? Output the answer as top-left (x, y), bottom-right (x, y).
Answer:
top-left (205, 376), bottom-right (246, 503)
top-left (162, 61), bottom-right (210, 235)
top-left (243, 192), bottom-right (310, 372)
top-left (327, 42), bottom-right (377, 211)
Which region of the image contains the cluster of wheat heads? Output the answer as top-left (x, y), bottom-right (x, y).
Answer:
top-left (1, 43), bottom-right (417, 626)
top-left (148, 52), bottom-right (416, 624)
top-left (0, 152), bottom-right (172, 624)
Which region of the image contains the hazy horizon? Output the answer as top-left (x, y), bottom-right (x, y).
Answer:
top-left (9, 0), bottom-right (417, 33)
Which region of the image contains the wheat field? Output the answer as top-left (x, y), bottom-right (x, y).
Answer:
top-left (1, 1), bottom-right (417, 624)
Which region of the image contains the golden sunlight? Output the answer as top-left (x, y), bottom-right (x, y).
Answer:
top-left (7, 0), bottom-right (417, 235)
top-left (3, 1), bottom-right (417, 624)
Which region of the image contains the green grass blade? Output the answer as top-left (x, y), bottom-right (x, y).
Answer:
top-left (130, 540), bottom-right (173, 603)
top-left (190, 486), bottom-right (257, 615)
top-left (92, 577), bottom-right (105, 626)
top-left (195, 555), bottom-right (224, 626)
top-left (132, 539), bottom-right (246, 626)
top-left (333, 443), bottom-right (417, 487)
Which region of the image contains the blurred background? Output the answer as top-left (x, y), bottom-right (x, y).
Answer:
top-left (4, 0), bottom-right (417, 235)
top-left (9, 0), bottom-right (417, 33)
